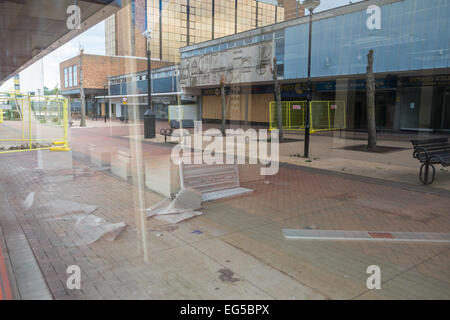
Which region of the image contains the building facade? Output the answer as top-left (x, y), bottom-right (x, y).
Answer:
top-left (106, 65), bottom-right (187, 120)
top-left (178, 0), bottom-right (450, 132)
top-left (105, 0), bottom-right (304, 62)
top-left (59, 54), bottom-right (173, 119)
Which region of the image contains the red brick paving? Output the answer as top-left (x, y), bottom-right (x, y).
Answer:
top-left (0, 121), bottom-right (449, 299)
top-left (0, 241), bottom-right (13, 300)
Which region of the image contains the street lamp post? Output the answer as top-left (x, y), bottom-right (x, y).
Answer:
top-left (303, 0), bottom-right (320, 158)
top-left (142, 29), bottom-right (156, 139)
top-left (143, 29), bottom-right (152, 112)
top-left (103, 83), bottom-right (107, 123)
top-left (37, 88), bottom-right (42, 121)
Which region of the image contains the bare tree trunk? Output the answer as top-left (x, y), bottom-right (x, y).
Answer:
top-left (273, 58), bottom-right (283, 142)
top-left (366, 49), bottom-right (376, 149)
top-left (68, 97), bottom-right (72, 127)
top-left (79, 49), bottom-right (86, 127)
top-left (220, 75), bottom-right (226, 135)
top-left (13, 94), bottom-right (22, 121)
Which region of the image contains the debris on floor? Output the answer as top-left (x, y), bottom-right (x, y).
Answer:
top-left (153, 210), bottom-right (203, 224)
top-left (37, 199), bottom-right (98, 218)
top-left (146, 188), bottom-right (203, 224)
top-left (218, 268), bottom-right (240, 283)
top-left (191, 229), bottom-right (203, 235)
top-left (21, 192), bottom-right (35, 210)
top-left (73, 214), bottom-right (126, 245)
top-left (159, 225), bottom-right (179, 232)
top-left (28, 197), bottom-right (125, 246)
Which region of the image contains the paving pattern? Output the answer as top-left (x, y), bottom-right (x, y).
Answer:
top-left (0, 121), bottom-right (449, 300)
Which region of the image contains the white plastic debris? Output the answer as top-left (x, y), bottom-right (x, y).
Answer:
top-left (73, 214), bottom-right (126, 245)
top-left (153, 211), bottom-right (203, 224)
top-left (21, 192), bottom-right (35, 210)
top-left (37, 199), bottom-right (98, 218)
top-left (146, 188), bottom-right (203, 223)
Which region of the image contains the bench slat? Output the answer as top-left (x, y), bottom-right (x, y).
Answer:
top-left (412, 138), bottom-right (448, 146)
top-left (416, 147), bottom-right (450, 153)
top-left (413, 144), bottom-right (450, 150)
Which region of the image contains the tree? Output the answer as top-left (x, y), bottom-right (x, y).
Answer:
top-left (272, 57), bottom-right (283, 142)
top-left (44, 85), bottom-right (59, 96)
top-left (366, 50), bottom-right (377, 149)
top-left (220, 74), bottom-right (226, 135)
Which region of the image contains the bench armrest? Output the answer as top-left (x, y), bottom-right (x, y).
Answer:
top-left (413, 146), bottom-right (429, 160)
top-left (413, 146), bottom-right (447, 164)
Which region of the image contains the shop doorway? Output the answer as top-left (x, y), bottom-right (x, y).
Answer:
top-left (111, 103), bottom-right (116, 119)
top-left (400, 88), bottom-right (421, 131)
top-left (440, 91), bottom-right (450, 131)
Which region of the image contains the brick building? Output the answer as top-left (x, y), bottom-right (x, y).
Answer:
top-left (59, 53), bottom-right (172, 119)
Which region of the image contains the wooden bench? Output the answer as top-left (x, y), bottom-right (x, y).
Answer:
top-left (411, 138), bottom-right (450, 185)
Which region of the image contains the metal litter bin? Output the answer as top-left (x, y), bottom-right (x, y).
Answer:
top-left (144, 109), bottom-right (155, 139)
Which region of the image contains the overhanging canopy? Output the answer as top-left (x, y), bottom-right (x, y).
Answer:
top-left (0, 0), bottom-right (121, 85)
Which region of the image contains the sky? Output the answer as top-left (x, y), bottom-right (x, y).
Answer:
top-left (312, 0), bottom-right (364, 13)
top-left (0, 20), bottom-right (105, 93)
top-left (0, 0), bottom-right (363, 94)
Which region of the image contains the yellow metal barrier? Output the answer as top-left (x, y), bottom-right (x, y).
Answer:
top-left (269, 100), bottom-right (346, 133)
top-left (0, 92), bottom-right (70, 154)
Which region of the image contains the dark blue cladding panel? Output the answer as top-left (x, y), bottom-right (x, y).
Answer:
top-left (114, 78), bottom-right (176, 96)
top-left (110, 84), bottom-right (120, 95)
top-left (153, 77), bottom-right (173, 93)
top-left (284, 0), bottom-right (450, 79)
top-left (137, 80), bottom-right (148, 94)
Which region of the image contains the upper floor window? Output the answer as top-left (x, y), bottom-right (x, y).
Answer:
top-left (64, 68), bottom-right (68, 88)
top-left (73, 65), bottom-right (77, 86)
top-left (68, 67), bottom-right (73, 87)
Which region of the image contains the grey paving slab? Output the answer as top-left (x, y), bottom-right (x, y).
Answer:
top-left (0, 183), bottom-right (52, 300)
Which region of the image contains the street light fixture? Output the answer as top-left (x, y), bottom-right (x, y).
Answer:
top-left (303, 0), bottom-right (320, 158)
top-left (103, 83), bottom-right (107, 122)
top-left (302, 0), bottom-right (320, 11)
